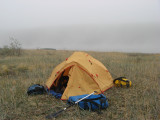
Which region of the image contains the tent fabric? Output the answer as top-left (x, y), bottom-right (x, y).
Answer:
top-left (45, 52), bottom-right (113, 100)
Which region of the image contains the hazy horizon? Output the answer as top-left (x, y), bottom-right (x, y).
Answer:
top-left (0, 0), bottom-right (160, 53)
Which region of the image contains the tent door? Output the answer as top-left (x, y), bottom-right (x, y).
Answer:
top-left (50, 66), bottom-right (72, 94)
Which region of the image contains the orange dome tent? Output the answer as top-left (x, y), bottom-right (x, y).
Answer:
top-left (45, 52), bottom-right (113, 100)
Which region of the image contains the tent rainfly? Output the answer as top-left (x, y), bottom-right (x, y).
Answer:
top-left (46, 52), bottom-right (113, 100)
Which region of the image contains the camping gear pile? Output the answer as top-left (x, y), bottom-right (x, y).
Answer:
top-left (68, 93), bottom-right (108, 112)
top-left (46, 91), bottom-right (98, 119)
top-left (27, 52), bottom-right (131, 118)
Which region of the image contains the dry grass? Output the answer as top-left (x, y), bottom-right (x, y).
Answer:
top-left (0, 50), bottom-right (159, 120)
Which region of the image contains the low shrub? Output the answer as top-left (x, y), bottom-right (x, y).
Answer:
top-left (0, 38), bottom-right (23, 56)
top-left (0, 64), bottom-right (29, 76)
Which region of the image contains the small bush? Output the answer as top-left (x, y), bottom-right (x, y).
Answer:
top-left (0, 37), bottom-right (23, 56)
top-left (0, 65), bottom-right (14, 76)
top-left (0, 46), bottom-right (11, 56)
top-left (17, 64), bottom-right (28, 73)
top-left (0, 64), bottom-right (29, 76)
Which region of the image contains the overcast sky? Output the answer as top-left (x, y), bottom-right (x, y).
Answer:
top-left (0, 0), bottom-right (160, 53)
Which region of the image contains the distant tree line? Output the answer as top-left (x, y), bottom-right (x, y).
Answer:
top-left (41, 48), bottom-right (56, 50)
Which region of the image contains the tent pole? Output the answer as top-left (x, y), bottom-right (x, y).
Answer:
top-left (46, 91), bottom-right (97, 119)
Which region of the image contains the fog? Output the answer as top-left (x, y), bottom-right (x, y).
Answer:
top-left (0, 0), bottom-right (160, 53)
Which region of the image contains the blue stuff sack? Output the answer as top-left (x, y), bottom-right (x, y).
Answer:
top-left (68, 94), bottom-right (108, 112)
top-left (27, 84), bottom-right (46, 95)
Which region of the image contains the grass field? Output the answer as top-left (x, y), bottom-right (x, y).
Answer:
top-left (0, 50), bottom-right (159, 120)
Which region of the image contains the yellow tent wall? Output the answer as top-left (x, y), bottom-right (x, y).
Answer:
top-left (45, 52), bottom-right (113, 100)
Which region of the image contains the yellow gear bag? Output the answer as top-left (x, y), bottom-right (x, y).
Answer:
top-left (113, 77), bottom-right (131, 87)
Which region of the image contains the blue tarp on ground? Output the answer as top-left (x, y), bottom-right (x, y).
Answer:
top-left (47, 89), bottom-right (62, 99)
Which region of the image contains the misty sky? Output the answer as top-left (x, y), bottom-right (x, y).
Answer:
top-left (0, 0), bottom-right (160, 53)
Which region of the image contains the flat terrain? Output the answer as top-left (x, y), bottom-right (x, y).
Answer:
top-left (0, 50), bottom-right (159, 120)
